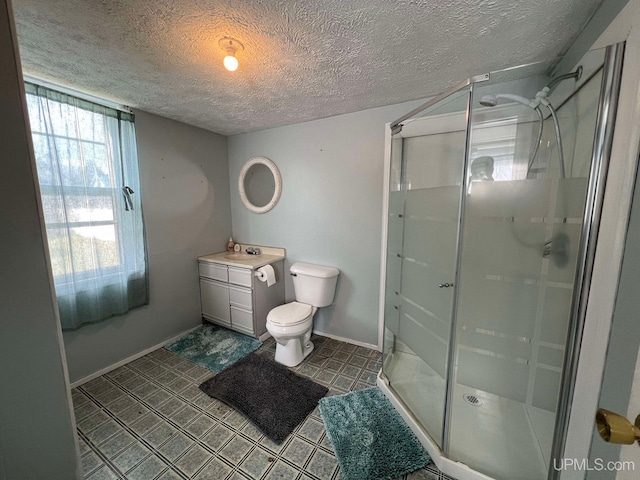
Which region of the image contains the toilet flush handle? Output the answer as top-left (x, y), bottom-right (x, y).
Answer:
top-left (290, 272), bottom-right (297, 276)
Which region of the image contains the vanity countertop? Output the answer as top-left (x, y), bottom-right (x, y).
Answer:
top-left (198, 245), bottom-right (285, 270)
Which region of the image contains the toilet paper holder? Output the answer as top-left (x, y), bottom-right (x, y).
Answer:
top-left (254, 264), bottom-right (276, 286)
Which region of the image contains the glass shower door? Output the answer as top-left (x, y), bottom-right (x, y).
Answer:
top-left (379, 45), bottom-right (622, 480)
top-left (446, 47), bottom-right (609, 480)
top-left (382, 88), bottom-right (470, 447)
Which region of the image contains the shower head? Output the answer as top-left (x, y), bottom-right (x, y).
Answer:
top-left (479, 93), bottom-right (534, 108)
top-left (479, 95), bottom-right (499, 107)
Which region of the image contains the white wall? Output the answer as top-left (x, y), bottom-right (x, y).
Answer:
top-left (0, 0), bottom-right (79, 477)
top-left (63, 111), bottom-right (231, 383)
top-left (228, 100), bottom-right (423, 348)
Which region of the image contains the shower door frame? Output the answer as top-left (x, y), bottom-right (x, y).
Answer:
top-left (377, 42), bottom-right (625, 480)
top-left (377, 72), bottom-right (490, 352)
top-left (378, 73), bottom-right (492, 480)
top-left (548, 41), bottom-right (624, 480)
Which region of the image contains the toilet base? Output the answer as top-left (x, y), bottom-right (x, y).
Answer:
top-left (273, 334), bottom-right (314, 367)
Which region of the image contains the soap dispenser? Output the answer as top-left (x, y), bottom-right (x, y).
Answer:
top-left (227, 237), bottom-right (235, 252)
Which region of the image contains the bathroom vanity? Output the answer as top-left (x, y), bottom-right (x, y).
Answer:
top-left (197, 246), bottom-right (285, 339)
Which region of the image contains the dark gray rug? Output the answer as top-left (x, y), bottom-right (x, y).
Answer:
top-left (199, 352), bottom-right (328, 443)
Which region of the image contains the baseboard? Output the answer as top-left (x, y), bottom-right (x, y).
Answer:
top-left (258, 331), bottom-right (272, 342)
top-left (70, 325), bottom-right (201, 388)
top-left (312, 330), bottom-right (380, 351)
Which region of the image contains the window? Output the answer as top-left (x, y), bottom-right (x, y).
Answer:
top-left (471, 116), bottom-right (540, 181)
top-left (25, 83), bottom-right (148, 330)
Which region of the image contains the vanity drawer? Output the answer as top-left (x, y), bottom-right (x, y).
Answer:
top-left (228, 266), bottom-right (252, 287)
top-left (199, 262), bottom-right (228, 282)
top-left (229, 284), bottom-right (253, 310)
top-left (231, 306), bottom-right (254, 331)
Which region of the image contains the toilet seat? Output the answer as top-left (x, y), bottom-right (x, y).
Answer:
top-left (267, 301), bottom-right (313, 327)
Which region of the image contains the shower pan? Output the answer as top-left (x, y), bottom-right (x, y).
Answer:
top-left (378, 43), bottom-right (624, 480)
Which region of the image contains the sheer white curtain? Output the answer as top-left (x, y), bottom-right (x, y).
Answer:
top-left (25, 83), bottom-right (148, 330)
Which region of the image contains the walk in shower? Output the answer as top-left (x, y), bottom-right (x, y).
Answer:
top-left (378, 43), bottom-right (624, 480)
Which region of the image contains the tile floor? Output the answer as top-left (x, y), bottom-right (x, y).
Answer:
top-left (74, 329), bottom-right (453, 480)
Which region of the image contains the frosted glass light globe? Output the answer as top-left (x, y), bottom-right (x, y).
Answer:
top-left (223, 55), bottom-right (238, 72)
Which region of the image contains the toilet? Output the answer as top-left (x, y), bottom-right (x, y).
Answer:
top-left (266, 262), bottom-right (340, 367)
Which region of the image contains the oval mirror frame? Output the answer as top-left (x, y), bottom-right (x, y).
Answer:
top-left (238, 156), bottom-right (282, 214)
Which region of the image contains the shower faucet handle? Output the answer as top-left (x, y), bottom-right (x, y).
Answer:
top-left (438, 283), bottom-right (453, 288)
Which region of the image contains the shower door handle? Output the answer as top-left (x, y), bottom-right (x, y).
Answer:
top-left (438, 283), bottom-right (453, 288)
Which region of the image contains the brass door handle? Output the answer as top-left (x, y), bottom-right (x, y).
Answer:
top-left (596, 408), bottom-right (640, 445)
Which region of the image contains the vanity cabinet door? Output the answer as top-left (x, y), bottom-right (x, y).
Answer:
top-left (200, 278), bottom-right (231, 326)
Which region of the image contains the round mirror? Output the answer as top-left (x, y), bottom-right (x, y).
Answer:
top-left (239, 157), bottom-right (282, 213)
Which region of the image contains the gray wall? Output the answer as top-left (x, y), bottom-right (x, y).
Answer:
top-left (0, 0), bottom-right (79, 477)
top-left (228, 100), bottom-right (422, 347)
top-left (63, 111), bottom-right (231, 383)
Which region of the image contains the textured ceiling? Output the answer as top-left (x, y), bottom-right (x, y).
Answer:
top-left (13, 0), bottom-right (603, 135)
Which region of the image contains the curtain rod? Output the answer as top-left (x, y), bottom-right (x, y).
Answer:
top-left (23, 74), bottom-right (133, 114)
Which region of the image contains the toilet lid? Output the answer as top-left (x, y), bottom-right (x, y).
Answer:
top-left (268, 302), bottom-right (313, 326)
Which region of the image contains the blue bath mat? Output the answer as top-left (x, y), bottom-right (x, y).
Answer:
top-left (165, 324), bottom-right (261, 373)
top-left (319, 387), bottom-right (429, 480)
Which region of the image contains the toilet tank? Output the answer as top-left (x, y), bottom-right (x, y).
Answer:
top-left (290, 262), bottom-right (340, 307)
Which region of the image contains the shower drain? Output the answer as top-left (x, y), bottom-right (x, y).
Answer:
top-left (463, 393), bottom-right (484, 406)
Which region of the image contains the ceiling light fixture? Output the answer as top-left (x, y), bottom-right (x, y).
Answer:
top-left (219, 37), bottom-right (244, 72)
